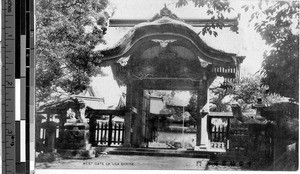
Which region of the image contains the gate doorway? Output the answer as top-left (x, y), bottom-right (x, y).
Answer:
top-left (145, 90), bottom-right (198, 149)
top-left (97, 7), bottom-right (244, 149)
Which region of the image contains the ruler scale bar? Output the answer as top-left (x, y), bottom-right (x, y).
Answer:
top-left (2, 0), bottom-right (17, 173)
top-left (21, 36), bottom-right (26, 77)
top-left (20, 120), bottom-right (26, 162)
top-left (3, 0), bottom-right (35, 173)
top-left (15, 0), bottom-right (20, 79)
top-left (15, 79), bottom-right (20, 121)
top-left (15, 121), bottom-right (20, 163)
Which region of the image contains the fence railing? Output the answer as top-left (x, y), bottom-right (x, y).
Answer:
top-left (210, 125), bottom-right (228, 150)
top-left (211, 125), bottom-right (228, 142)
top-left (94, 122), bottom-right (125, 146)
top-left (228, 123), bottom-right (274, 160)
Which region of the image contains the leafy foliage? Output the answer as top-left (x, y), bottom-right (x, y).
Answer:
top-left (186, 91), bottom-right (198, 120)
top-left (208, 75), bottom-right (286, 112)
top-left (178, 0), bottom-right (299, 102)
top-left (209, 79), bottom-right (233, 112)
top-left (231, 75), bottom-right (266, 107)
top-left (244, 1), bottom-right (299, 102)
top-left (176, 0), bottom-right (238, 36)
top-left (36, 0), bottom-right (111, 103)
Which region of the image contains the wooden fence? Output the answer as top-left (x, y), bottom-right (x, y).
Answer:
top-left (228, 124), bottom-right (250, 153)
top-left (211, 125), bottom-right (228, 142)
top-left (94, 122), bottom-right (125, 146)
top-left (210, 125), bottom-right (229, 149)
top-left (228, 123), bottom-right (274, 162)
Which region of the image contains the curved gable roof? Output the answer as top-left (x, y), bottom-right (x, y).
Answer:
top-left (99, 16), bottom-right (244, 66)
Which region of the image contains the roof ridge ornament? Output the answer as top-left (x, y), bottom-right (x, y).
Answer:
top-left (150, 4), bottom-right (183, 22)
top-left (152, 39), bottom-right (177, 47)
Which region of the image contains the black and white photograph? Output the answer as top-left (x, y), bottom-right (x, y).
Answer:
top-left (1, 0), bottom-right (299, 173)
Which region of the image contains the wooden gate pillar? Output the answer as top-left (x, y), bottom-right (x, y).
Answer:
top-left (196, 80), bottom-right (208, 147)
top-left (135, 88), bottom-right (145, 147)
top-left (108, 115), bottom-right (113, 146)
top-left (130, 88), bottom-right (142, 147)
top-left (89, 116), bottom-right (97, 146)
top-left (124, 83), bottom-right (133, 147)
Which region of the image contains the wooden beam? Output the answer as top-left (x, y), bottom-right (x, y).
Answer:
top-left (133, 79), bottom-right (201, 90)
top-left (109, 18), bottom-right (238, 27)
top-left (86, 109), bottom-right (126, 116)
top-left (208, 112), bottom-right (233, 118)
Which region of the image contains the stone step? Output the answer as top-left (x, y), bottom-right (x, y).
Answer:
top-left (103, 154), bottom-right (210, 170)
top-left (99, 147), bottom-right (211, 159)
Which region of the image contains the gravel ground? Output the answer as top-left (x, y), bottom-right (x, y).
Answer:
top-left (1, 154), bottom-right (241, 172)
top-left (36, 154), bottom-right (209, 170)
top-left (206, 165), bottom-right (242, 170)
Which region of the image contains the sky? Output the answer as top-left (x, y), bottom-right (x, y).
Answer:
top-left (99, 0), bottom-right (269, 74)
top-left (92, 0), bottom-right (270, 106)
top-left (0, 1), bottom-right (270, 106)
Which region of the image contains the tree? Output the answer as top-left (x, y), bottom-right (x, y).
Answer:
top-left (176, 0), bottom-right (238, 36)
top-left (207, 76), bottom-right (263, 112)
top-left (176, 0), bottom-right (299, 102)
top-left (36, 0), bottom-right (112, 103)
top-left (203, 75), bottom-right (284, 112)
top-left (209, 77), bottom-right (234, 112)
top-left (247, 1), bottom-right (299, 102)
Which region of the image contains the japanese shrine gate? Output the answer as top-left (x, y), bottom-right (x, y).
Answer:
top-left (97, 7), bottom-right (245, 149)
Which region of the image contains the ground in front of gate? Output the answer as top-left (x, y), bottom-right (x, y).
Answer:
top-left (35, 154), bottom-right (243, 171)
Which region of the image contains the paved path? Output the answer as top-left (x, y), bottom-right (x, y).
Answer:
top-left (206, 165), bottom-right (242, 170)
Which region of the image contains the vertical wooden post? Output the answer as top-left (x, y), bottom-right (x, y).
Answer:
top-left (108, 115), bottom-right (113, 146)
top-left (117, 124), bottom-right (121, 144)
top-left (122, 124), bottom-right (125, 144)
top-left (89, 116), bottom-right (96, 146)
top-left (214, 126), bottom-right (217, 142)
top-left (144, 92), bottom-right (150, 146)
top-left (124, 82), bottom-right (132, 147)
top-left (99, 123), bottom-right (102, 144)
top-left (42, 128), bottom-right (45, 143)
top-left (207, 117), bottom-right (212, 142)
top-left (196, 78), bottom-right (208, 147)
top-left (44, 114), bottom-right (50, 150)
top-left (226, 118), bottom-right (230, 149)
top-left (104, 123), bottom-right (108, 144)
top-left (196, 86), bottom-right (202, 146)
top-left (131, 88), bottom-right (141, 147)
top-left (113, 123), bottom-right (117, 144)
top-left (59, 110), bottom-right (67, 145)
top-left (138, 88), bottom-right (146, 147)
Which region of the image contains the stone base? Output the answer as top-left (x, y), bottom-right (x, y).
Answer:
top-left (36, 152), bottom-right (61, 162)
top-left (59, 148), bottom-right (96, 159)
top-left (123, 143), bottom-right (131, 148)
top-left (194, 145), bottom-right (207, 151)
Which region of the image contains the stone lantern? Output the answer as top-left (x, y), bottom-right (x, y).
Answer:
top-left (252, 98), bottom-right (266, 121)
